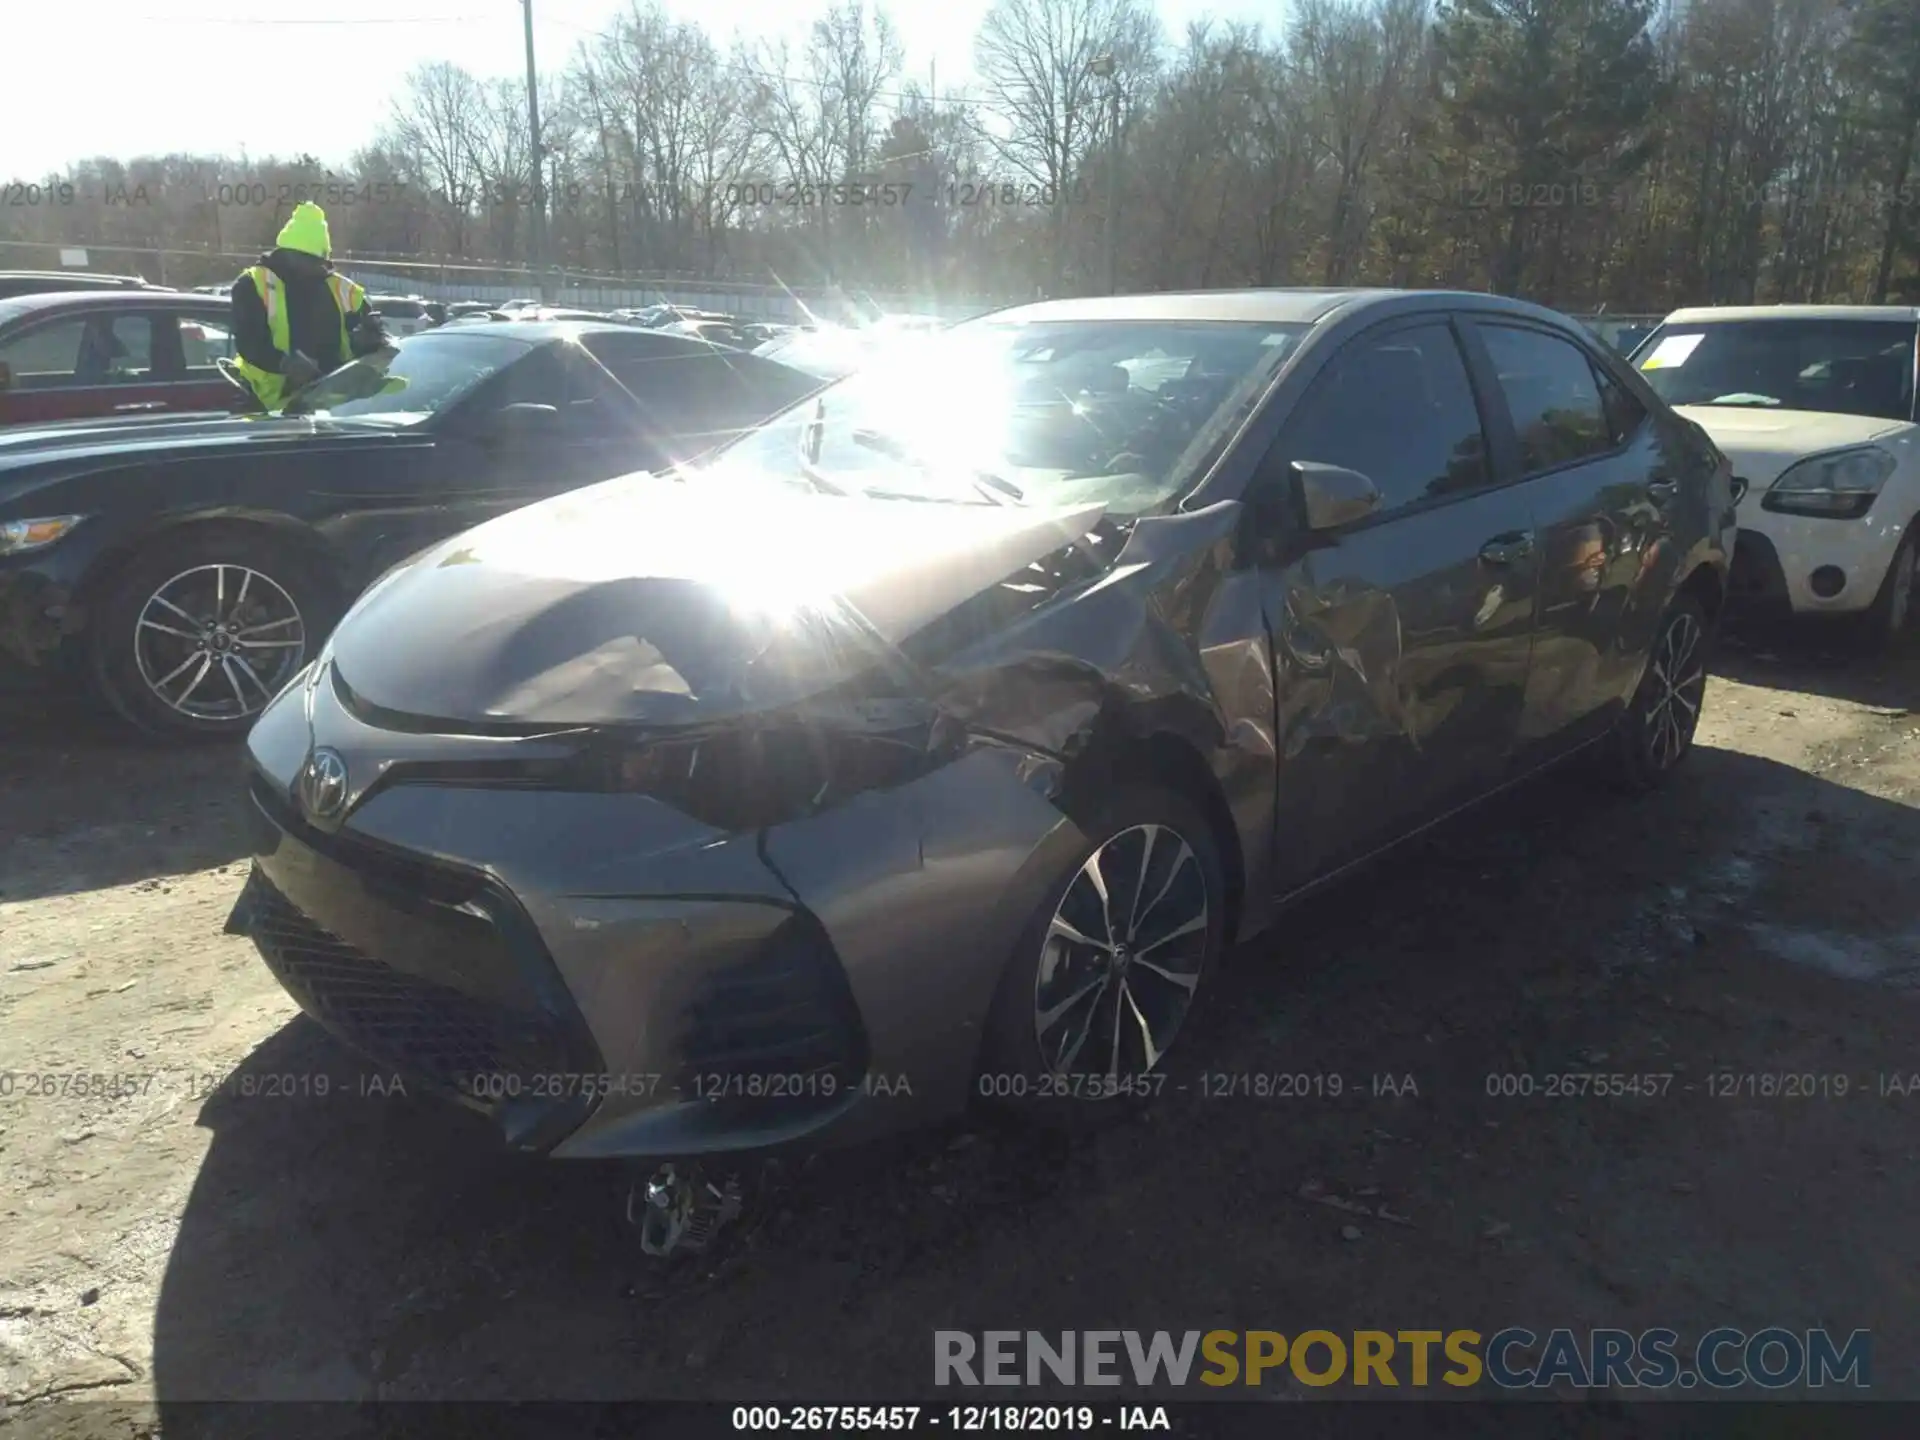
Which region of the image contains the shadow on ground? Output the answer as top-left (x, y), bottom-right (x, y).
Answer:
top-left (0, 690), bottom-right (251, 903)
top-left (147, 744), bottom-right (1920, 1420)
top-left (1718, 624), bottom-right (1920, 712)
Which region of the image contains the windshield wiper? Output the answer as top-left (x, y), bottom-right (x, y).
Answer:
top-left (850, 426), bottom-right (1025, 506)
top-left (1700, 393), bottom-right (1783, 407)
top-left (793, 397), bottom-right (854, 496)
top-left (281, 350), bottom-right (398, 417)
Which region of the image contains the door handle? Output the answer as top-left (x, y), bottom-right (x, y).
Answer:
top-left (1478, 531), bottom-right (1535, 566)
top-left (1646, 477), bottom-right (1678, 502)
top-left (113, 401), bottom-right (166, 412)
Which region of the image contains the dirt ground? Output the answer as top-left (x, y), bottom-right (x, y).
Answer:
top-left (2, 630), bottom-right (1917, 1432)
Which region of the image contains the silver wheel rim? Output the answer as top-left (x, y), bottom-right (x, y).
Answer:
top-left (1033, 823), bottom-right (1210, 1081)
top-left (1890, 543), bottom-right (1915, 634)
top-left (1643, 610), bottom-right (1706, 771)
top-left (133, 563), bottom-right (306, 722)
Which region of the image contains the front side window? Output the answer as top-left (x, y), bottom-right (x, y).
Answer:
top-left (1636, 320), bottom-right (1917, 422)
top-left (1480, 324), bottom-right (1614, 474)
top-left (705, 317), bottom-right (1313, 514)
top-left (1279, 322), bottom-right (1491, 513)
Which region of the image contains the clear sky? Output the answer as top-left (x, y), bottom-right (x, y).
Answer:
top-left (4, 0), bottom-right (1280, 178)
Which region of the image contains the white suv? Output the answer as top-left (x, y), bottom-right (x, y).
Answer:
top-left (367, 295), bottom-right (434, 337)
top-left (1632, 305), bottom-right (1919, 645)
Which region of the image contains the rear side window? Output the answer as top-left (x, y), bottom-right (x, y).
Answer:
top-left (179, 315), bottom-right (238, 369)
top-left (0, 312), bottom-right (158, 387)
top-left (1279, 321), bottom-right (1492, 514)
top-left (1593, 364), bottom-right (1647, 446)
top-left (1479, 325), bottom-right (1614, 474)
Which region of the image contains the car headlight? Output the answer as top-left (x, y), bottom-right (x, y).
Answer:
top-left (0, 515), bottom-right (87, 555)
top-left (1762, 446), bottom-right (1897, 519)
top-left (597, 718), bottom-right (958, 830)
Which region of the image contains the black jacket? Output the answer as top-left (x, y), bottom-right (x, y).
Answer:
top-left (230, 249), bottom-right (384, 375)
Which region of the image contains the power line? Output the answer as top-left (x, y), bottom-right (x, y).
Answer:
top-left (130, 13), bottom-right (491, 23)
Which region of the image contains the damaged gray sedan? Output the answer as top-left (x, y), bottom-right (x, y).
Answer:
top-left (228, 288), bottom-right (1733, 1164)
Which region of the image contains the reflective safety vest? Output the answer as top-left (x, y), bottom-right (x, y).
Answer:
top-left (233, 266), bottom-right (366, 411)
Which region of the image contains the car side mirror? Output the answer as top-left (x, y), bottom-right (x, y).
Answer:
top-left (474, 401), bottom-right (561, 445)
top-left (0, 360), bottom-right (11, 392)
top-left (1294, 460), bottom-right (1382, 531)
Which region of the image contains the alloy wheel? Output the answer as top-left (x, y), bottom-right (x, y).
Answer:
top-left (1033, 823), bottom-right (1211, 1082)
top-left (1643, 608), bottom-right (1706, 772)
top-left (133, 563), bottom-right (307, 723)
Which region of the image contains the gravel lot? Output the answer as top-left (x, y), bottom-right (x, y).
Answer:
top-left (2, 632), bottom-right (1917, 1431)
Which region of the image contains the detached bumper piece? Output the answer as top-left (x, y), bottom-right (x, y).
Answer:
top-left (232, 784), bottom-right (604, 1152)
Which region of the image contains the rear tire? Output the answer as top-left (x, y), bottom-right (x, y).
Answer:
top-left (1606, 593), bottom-right (1711, 792)
top-left (975, 785), bottom-right (1227, 1122)
top-left (88, 528), bottom-right (337, 742)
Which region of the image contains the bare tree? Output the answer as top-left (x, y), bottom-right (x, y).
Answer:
top-left (386, 62), bottom-right (487, 257)
top-left (973, 0), bottom-right (1161, 289)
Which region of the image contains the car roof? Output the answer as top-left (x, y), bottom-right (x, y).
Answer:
top-left (973, 287), bottom-right (1566, 327)
top-left (0, 270), bottom-right (157, 287)
top-left (0, 289), bottom-right (235, 326)
top-left (428, 320), bottom-right (741, 347)
top-left (1662, 304), bottom-right (1920, 325)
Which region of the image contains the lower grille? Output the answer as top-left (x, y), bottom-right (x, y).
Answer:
top-left (244, 871), bottom-right (586, 1126)
top-left (676, 912), bottom-right (867, 1089)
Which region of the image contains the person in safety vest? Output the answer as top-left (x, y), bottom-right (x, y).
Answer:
top-left (229, 201), bottom-right (387, 411)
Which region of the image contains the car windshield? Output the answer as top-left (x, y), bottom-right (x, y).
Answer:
top-left (1635, 319), bottom-right (1918, 422)
top-left (703, 316), bottom-right (1312, 514)
top-left (282, 331), bottom-right (534, 421)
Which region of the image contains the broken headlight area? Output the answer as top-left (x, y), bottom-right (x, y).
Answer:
top-left (901, 518), bottom-right (1127, 666)
top-left (581, 705), bottom-right (967, 832)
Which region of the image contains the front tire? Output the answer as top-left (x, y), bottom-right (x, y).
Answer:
top-left (1862, 528), bottom-right (1917, 653)
top-left (976, 785), bottom-right (1227, 1117)
top-left (88, 529), bottom-right (336, 741)
top-left (1607, 593), bottom-right (1711, 791)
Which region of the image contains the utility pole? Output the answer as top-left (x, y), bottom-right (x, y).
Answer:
top-left (1090, 54), bottom-right (1121, 295)
top-left (1105, 80), bottom-right (1120, 294)
top-left (521, 0), bottom-right (548, 301)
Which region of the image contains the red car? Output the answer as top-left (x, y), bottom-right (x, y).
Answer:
top-left (0, 290), bottom-right (248, 427)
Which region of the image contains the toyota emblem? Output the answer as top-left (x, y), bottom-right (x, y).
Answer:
top-left (298, 747), bottom-right (350, 822)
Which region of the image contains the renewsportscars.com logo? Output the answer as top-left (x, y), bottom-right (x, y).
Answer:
top-left (933, 1328), bottom-right (1872, 1390)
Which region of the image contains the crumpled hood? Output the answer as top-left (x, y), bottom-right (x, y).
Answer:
top-left (1675, 405), bottom-right (1914, 487)
top-left (328, 472), bottom-right (1108, 728)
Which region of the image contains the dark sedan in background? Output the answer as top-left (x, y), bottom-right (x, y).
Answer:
top-left (230, 287), bottom-right (1734, 1173)
top-left (0, 322), bottom-right (820, 736)
top-left (0, 290), bottom-right (247, 427)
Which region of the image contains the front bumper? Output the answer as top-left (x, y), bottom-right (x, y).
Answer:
top-left (1729, 495), bottom-right (1910, 617)
top-left (0, 548), bottom-right (84, 670)
top-left (229, 661), bottom-right (1079, 1160)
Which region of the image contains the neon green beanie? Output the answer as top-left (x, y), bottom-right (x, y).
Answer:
top-left (275, 201), bottom-right (333, 258)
